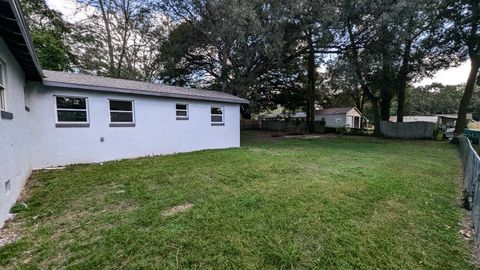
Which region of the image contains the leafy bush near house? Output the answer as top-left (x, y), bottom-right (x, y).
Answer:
top-left (9, 203), bottom-right (27, 214)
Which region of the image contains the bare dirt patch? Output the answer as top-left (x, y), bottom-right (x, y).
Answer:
top-left (242, 130), bottom-right (341, 143)
top-left (162, 203), bottom-right (193, 217)
top-left (459, 209), bottom-right (479, 267)
top-left (0, 219), bottom-right (21, 247)
top-left (284, 134), bottom-right (340, 139)
top-left (0, 174), bottom-right (38, 248)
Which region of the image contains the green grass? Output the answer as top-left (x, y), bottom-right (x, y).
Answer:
top-left (0, 131), bottom-right (474, 269)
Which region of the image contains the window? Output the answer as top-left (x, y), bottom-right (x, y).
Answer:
top-left (176, 103), bottom-right (188, 120)
top-left (55, 96), bottom-right (89, 124)
top-left (5, 180), bottom-right (11, 194)
top-left (211, 106), bottom-right (224, 125)
top-left (0, 61), bottom-right (5, 111)
top-left (109, 99), bottom-right (134, 125)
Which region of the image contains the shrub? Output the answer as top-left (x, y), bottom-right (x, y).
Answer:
top-left (10, 202), bottom-right (28, 214)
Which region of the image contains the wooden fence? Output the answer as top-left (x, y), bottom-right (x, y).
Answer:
top-left (458, 136), bottom-right (480, 252)
top-left (380, 121), bottom-right (434, 139)
top-left (259, 120), bottom-right (307, 133)
top-left (240, 119), bottom-right (261, 130)
top-left (240, 119), bottom-right (327, 133)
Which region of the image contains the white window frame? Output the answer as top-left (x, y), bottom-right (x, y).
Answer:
top-left (176, 103), bottom-right (189, 120)
top-left (54, 95), bottom-right (89, 124)
top-left (211, 105), bottom-right (224, 125)
top-left (0, 60), bottom-right (6, 111)
top-left (109, 98), bottom-right (135, 124)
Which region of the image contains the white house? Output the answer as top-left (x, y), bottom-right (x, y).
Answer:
top-left (315, 107), bottom-right (365, 128)
top-left (0, 0), bottom-right (248, 227)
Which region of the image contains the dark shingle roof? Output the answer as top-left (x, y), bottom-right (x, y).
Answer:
top-left (42, 70), bottom-right (249, 104)
top-left (315, 107), bottom-right (357, 115)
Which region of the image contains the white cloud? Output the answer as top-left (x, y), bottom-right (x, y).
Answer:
top-left (46, 0), bottom-right (95, 22)
top-left (416, 61), bottom-right (471, 86)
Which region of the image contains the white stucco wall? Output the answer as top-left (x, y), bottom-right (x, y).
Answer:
top-left (27, 86), bottom-right (241, 169)
top-left (345, 110), bottom-right (362, 128)
top-left (0, 37), bottom-right (242, 228)
top-left (316, 109), bottom-right (362, 128)
top-left (315, 114), bottom-right (346, 128)
top-left (0, 38), bottom-right (31, 227)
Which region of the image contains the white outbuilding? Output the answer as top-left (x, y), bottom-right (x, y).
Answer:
top-left (315, 107), bottom-right (365, 128)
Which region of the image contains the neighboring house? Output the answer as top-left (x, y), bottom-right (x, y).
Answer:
top-left (257, 111), bottom-right (306, 121)
top-left (389, 114), bottom-right (476, 138)
top-left (315, 107), bottom-right (365, 128)
top-left (0, 0), bottom-right (248, 227)
top-left (389, 114), bottom-right (474, 128)
top-left (437, 114), bottom-right (474, 129)
top-left (389, 115), bottom-right (439, 123)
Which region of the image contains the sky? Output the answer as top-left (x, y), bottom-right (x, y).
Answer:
top-left (45, 0), bottom-right (472, 87)
top-left (46, 0), bottom-right (92, 22)
top-left (416, 61), bottom-right (470, 86)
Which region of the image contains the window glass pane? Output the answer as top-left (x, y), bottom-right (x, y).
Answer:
top-left (176, 104), bottom-right (187, 110)
top-left (56, 97), bottom-right (86, 109)
top-left (0, 64), bottom-right (4, 86)
top-left (176, 111), bottom-right (187, 117)
top-left (57, 110), bottom-right (87, 122)
top-left (211, 107), bottom-right (223, 115)
top-left (0, 90), bottom-right (5, 110)
top-left (110, 112), bottom-right (133, 122)
top-left (110, 100), bottom-right (132, 111)
top-left (211, 115), bottom-right (223, 122)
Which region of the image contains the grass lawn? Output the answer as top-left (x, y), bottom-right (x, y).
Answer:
top-left (0, 131), bottom-right (474, 269)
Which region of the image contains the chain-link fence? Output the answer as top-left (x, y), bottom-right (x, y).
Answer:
top-left (458, 136), bottom-right (480, 247)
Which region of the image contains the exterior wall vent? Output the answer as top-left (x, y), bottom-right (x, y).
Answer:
top-left (5, 180), bottom-right (11, 194)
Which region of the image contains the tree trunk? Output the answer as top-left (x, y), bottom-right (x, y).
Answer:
top-left (345, 20), bottom-right (378, 133)
top-left (371, 97), bottom-right (381, 136)
top-left (116, 1), bottom-right (130, 78)
top-left (396, 39), bottom-right (412, 122)
top-left (240, 106), bottom-right (251, 119)
top-left (98, 0), bottom-right (116, 77)
top-left (380, 88), bottom-right (393, 121)
top-left (306, 33), bottom-right (316, 133)
top-left (396, 84), bottom-right (406, 122)
top-left (359, 90), bottom-right (366, 128)
top-left (219, 44), bottom-right (230, 93)
top-left (454, 56), bottom-right (479, 135)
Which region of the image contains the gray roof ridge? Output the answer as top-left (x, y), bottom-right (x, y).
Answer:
top-left (42, 70), bottom-right (249, 104)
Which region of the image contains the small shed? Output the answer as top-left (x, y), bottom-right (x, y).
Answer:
top-left (315, 107), bottom-right (365, 128)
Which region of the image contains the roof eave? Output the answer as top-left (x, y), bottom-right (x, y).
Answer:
top-left (351, 107), bottom-right (363, 116)
top-left (4, 0), bottom-right (43, 81)
top-left (43, 81), bottom-right (250, 105)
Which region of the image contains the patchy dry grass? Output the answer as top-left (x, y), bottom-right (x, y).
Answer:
top-left (162, 203), bottom-right (193, 217)
top-left (0, 131), bottom-right (474, 269)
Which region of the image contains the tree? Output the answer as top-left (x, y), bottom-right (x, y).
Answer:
top-left (74, 0), bottom-right (163, 81)
top-left (405, 83), bottom-right (472, 115)
top-left (266, 0), bottom-right (339, 132)
top-left (334, 0), bottom-right (460, 134)
top-left (389, 1), bottom-right (461, 122)
top-left (161, 0), bottom-right (291, 117)
top-left (21, 0), bottom-right (75, 70)
top-left (336, 0), bottom-right (385, 135)
top-left (443, 0), bottom-right (480, 135)
top-left (325, 60), bottom-right (366, 114)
